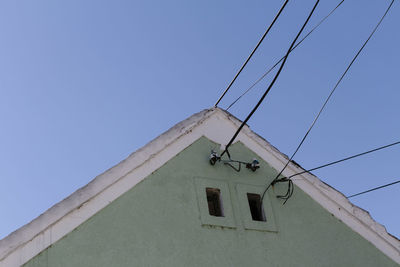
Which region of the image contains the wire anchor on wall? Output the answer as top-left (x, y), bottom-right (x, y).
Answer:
top-left (271, 177), bottom-right (294, 205)
top-left (209, 150), bottom-right (260, 172)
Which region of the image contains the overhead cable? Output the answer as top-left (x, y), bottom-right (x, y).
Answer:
top-left (220, 0), bottom-right (321, 158)
top-left (226, 0), bottom-right (345, 111)
top-left (261, 0), bottom-right (395, 202)
top-left (347, 179), bottom-right (400, 198)
top-left (261, 139), bottom-right (400, 203)
top-left (214, 0), bottom-right (290, 107)
top-left (286, 140), bottom-right (400, 180)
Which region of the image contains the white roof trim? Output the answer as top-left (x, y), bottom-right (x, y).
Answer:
top-left (0, 108), bottom-right (399, 266)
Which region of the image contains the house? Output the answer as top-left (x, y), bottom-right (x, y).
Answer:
top-left (0, 108), bottom-right (399, 266)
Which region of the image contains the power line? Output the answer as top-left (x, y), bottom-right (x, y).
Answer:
top-left (286, 140), bottom-right (400, 180)
top-left (226, 0), bottom-right (345, 111)
top-left (214, 0), bottom-right (290, 107)
top-left (261, 0), bottom-right (395, 202)
top-left (263, 139), bottom-right (400, 204)
top-left (220, 0), bottom-right (321, 158)
top-left (347, 179), bottom-right (400, 198)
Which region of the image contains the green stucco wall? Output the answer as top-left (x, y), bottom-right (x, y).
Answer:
top-left (24, 137), bottom-right (398, 267)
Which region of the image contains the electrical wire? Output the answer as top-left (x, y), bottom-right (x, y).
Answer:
top-left (220, 0), bottom-right (321, 159)
top-left (226, 0), bottom-right (345, 111)
top-left (261, 0), bottom-right (395, 203)
top-left (347, 179), bottom-right (400, 198)
top-left (214, 0), bottom-right (290, 107)
top-left (275, 178), bottom-right (294, 205)
top-left (262, 140), bottom-right (400, 202)
top-left (284, 140), bottom-right (400, 180)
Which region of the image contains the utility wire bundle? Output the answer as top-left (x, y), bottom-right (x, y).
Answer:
top-left (213, 0), bottom-right (397, 203)
top-left (220, 0), bottom-right (321, 159)
top-left (261, 0), bottom-right (395, 203)
top-left (226, 0), bottom-right (345, 111)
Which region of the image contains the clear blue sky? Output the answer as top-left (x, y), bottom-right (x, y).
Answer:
top-left (0, 0), bottom-right (399, 239)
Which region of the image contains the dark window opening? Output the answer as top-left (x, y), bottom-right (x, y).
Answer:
top-left (247, 193), bottom-right (266, 221)
top-left (206, 188), bottom-right (224, 217)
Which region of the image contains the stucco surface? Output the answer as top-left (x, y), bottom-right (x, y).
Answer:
top-left (24, 137), bottom-right (398, 267)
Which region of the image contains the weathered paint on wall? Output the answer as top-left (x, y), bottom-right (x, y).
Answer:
top-left (24, 137), bottom-right (398, 267)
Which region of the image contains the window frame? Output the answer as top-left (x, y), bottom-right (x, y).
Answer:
top-left (236, 183), bottom-right (277, 232)
top-left (194, 177), bottom-right (236, 228)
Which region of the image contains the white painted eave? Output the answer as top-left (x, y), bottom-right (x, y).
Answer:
top-left (0, 107), bottom-right (399, 266)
